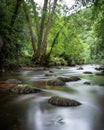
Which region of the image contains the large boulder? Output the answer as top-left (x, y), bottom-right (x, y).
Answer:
top-left (58, 76), bottom-right (81, 82)
top-left (48, 96), bottom-right (81, 107)
top-left (47, 79), bottom-right (65, 86)
top-left (10, 84), bottom-right (41, 94)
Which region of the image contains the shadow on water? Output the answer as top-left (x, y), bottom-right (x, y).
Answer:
top-left (0, 65), bottom-right (104, 130)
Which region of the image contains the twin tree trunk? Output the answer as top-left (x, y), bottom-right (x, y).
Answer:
top-left (25, 0), bottom-right (58, 65)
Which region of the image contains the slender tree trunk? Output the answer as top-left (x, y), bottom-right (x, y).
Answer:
top-left (38, 0), bottom-right (48, 46)
top-left (30, 0), bottom-right (40, 37)
top-left (23, 3), bottom-right (36, 53)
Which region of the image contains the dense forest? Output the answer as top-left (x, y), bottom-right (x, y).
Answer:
top-left (0, 0), bottom-right (104, 70)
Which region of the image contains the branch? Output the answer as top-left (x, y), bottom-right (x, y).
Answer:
top-left (47, 22), bottom-right (66, 59)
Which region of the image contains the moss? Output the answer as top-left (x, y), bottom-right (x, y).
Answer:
top-left (10, 84), bottom-right (41, 94)
top-left (47, 79), bottom-right (65, 86)
top-left (48, 96), bottom-right (81, 107)
top-left (58, 76), bottom-right (81, 82)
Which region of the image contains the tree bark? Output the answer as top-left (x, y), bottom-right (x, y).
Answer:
top-left (30, 0), bottom-right (40, 37)
top-left (34, 0), bottom-right (58, 65)
top-left (38, 0), bottom-right (48, 46)
top-left (23, 3), bottom-right (36, 53)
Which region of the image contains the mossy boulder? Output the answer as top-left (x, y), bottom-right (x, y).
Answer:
top-left (5, 79), bottom-right (22, 84)
top-left (48, 96), bottom-right (81, 107)
top-left (58, 76), bottom-right (81, 82)
top-left (10, 84), bottom-right (41, 94)
top-left (47, 79), bottom-right (65, 86)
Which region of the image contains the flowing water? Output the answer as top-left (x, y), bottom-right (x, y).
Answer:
top-left (0, 65), bottom-right (104, 130)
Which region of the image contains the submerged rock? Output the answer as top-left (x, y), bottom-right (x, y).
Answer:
top-left (77, 66), bottom-right (84, 70)
top-left (84, 82), bottom-right (91, 85)
top-left (95, 72), bottom-right (104, 76)
top-left (45, 73), bottom-right (55, 76)
top-left (5, 79), bottom-right (22, 84)
top-left (10, 84), bottom-right (41, 94)
top-left (83, 71), bottom-right (93, 74)
top-left (58, 76), bottom-right (81, 82)
top-left (48, 96), bottom-right (81, 107)
top-left (47, 79), bottom-right (65, 86)
top-left (95, 66), bottom-right (104, 71)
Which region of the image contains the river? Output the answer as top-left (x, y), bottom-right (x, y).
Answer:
top-left (0, 65), bottom-right (104, 130)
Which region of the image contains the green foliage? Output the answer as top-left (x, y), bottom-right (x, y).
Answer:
top-left (89, 2), bottom-right (104, 62)
top-left (0, 0), bottom-right (104, 69)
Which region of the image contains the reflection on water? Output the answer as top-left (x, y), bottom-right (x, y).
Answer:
top-left (0, 65), bottom-right (104, 130)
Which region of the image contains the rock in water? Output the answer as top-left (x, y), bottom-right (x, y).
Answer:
top-left (58, 76), bottom-right (81, 82)
top-left (47, 79), bottom-right (65, 86)
top-left (83, 71), bottom-right (93, 74)
top-left (84, 82), bottom-right (91, 85)
top-left (10, 84), bottom-right (41, 94)
top-left (48, 96), bottom-right (81, 107)
top-left (5, 79), bottom-right (22, 84)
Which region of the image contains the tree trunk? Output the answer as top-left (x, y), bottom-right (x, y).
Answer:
top-left (30, 0), bottom-right (40, 37)
top-left (23, 3), bottom-right (36, 53)
top-left (34, 0), bottom-right (58, 65)
top-left (38, 0), bottom-right (48, 46)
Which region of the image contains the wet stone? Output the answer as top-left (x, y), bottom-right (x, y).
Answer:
top-left (48, 96), bottom-right (81, 107)
top-left (58, 76), bottom-right (81, 82)
top-left (10, 84), bottom-right (42, 94)
top-left (47, 79), bottom-right (65, 86)
top-left (83, 71), bottom-right (93, 74)
top-left (5, 79), bottom-right (22, 84)
top-left (84, 82), bottom-right (91, 85)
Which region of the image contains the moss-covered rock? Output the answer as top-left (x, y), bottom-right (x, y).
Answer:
top-left (10, 84), bottom-right (41, 94)
top-left (5, 79), bottom-right (22, 84)
top-left (47, 79), bottom-right (65, 86)
top-left (48, 96), bottom-right (81, 107)
top-left (58, 76), bottom-right (81, 82)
